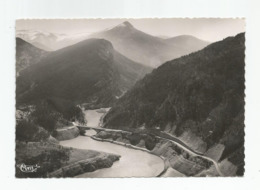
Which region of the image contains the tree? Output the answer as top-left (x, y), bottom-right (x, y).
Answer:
top-left (16, 119), bottom-right (38, 141)
top-left (31, 101), bottom-right (61, 133)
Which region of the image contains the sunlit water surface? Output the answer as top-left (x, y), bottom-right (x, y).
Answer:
top-left (60, 108), bottom-right (164, 177)
top-left (60, 136), bottom-right (164, 177)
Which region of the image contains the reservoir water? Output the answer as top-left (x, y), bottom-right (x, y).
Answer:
top-left (83, 108), bottom-right (109, 128)
top-left (59, 109), bottom-right (165, 177)
top-left (60, 135), bottom-right (164, 177)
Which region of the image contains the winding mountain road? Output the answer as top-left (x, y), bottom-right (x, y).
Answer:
top-left (78, 125), bottom-right (224, 176)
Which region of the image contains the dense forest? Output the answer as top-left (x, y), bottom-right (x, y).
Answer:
top-left (103, 33), bottom-right (245, 175)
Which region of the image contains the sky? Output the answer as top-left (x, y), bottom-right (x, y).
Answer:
top-left (16, 18), bottom-right (245, 42)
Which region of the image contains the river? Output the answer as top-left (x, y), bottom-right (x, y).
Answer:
top-left (59, 109), bottom-right (165, 177)
top-left (83, 108), bottom-right (110, 128)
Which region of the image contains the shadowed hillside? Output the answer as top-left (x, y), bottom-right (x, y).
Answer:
top-left (103, 33), bottom-right (245, 175)
top-left (16, 38), bottom-right (151, 109)
top-left (16, 38), bottom-right (48, 75)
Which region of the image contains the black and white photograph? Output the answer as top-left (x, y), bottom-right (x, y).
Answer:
top-left (15, 18), bottom-right (245, 178)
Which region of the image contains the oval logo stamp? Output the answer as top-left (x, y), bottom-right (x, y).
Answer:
top-left (18, 163), bottom-right (40, 173)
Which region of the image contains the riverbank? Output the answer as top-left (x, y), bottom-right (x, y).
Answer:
top-left (67, 108), bottom-right (221, 177)
top-left (93, 130), bottom-right (214, 176)
top-left (47, 151), bottom-right (120, 178)
top-left (91, 136), bottom-right (168, 177)
top-left (54, 125), bottom-right (79, 141)
top-left (16, 140), bottom-right (120, 178)
top-left (60, 135), bottom-right (164, 177)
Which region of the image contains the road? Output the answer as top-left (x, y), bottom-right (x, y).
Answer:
top-left (56, 125), bottom-right (75, 131)
top-left (78, 125), bottom-right (224, 176)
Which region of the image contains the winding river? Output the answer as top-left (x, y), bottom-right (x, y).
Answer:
top-left (59, 109), bottom-right (165, 177)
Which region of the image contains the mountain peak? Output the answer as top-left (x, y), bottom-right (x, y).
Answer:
top-left (116, 21), bottom-right (134, 29)
top-left (123, 21), bottom-right (133, 27)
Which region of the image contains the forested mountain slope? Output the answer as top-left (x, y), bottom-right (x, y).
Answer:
top-left (103, 33), bottom-right (245, 175)
top-left (16, 38), bottom-right (47, 75)
top-left (16, 38), bottom-right (151, 108)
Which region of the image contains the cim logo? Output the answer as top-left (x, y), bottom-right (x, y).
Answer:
top-left (18, 163), bottom-right (40, 173)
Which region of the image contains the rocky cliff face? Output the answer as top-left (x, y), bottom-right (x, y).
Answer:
top-left (103, 33), bottom-right (245, 176)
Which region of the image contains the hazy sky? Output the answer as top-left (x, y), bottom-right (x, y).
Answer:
top-left (16, 18), bottom-right (245, 42)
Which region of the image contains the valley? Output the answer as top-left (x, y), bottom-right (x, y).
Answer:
top-left (101, 33), bottom-right (245, 176)
top-left (15, 20), bottom-right (245, 178)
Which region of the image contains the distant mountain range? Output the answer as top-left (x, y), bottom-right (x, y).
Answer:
top-left (16, 38), bottom-right (151, 108)
top-left (103, 33), bottom-right (245, 175)
top-left (164, 35), bottom-right (210, 54)
top-left (16, 29), bottom-right (89, 51)
top-left (17, 21), bottom-right (210, 67)
top-left (16, 38), bottom-right (48, 75)
top-left (89, 21), bottom-right (210, 67)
